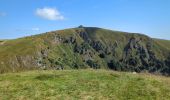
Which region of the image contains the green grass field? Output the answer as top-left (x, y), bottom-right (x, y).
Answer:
top-left (0, 70), bottom-right (170, 100)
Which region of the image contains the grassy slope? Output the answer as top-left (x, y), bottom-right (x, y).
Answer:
top-left (0, 70), bottom-right (170, 100)
top-left (153, 39), bottom-right (170, 58)
top-left (0, 37), bottom-right (45, 73)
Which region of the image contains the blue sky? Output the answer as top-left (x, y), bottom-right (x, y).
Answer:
top-left (0, 0), bottom-right (170, 40)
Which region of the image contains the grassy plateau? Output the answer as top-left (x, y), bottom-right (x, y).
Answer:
top-left (0, 69), bottom-right (170, 100)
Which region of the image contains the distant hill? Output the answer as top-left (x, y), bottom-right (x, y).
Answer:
top-left (0, 26), bottom-right (170, 75)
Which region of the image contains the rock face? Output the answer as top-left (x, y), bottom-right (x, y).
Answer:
top-left (0, 26), bottom-right (170, 75)
top-left (71, 28), bottom-right (170, 75)
top-left (121, 37), bottom-right (161, 72)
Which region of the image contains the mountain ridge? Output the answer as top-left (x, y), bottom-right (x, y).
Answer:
top-left (0, 26), bottom-right (170, 75)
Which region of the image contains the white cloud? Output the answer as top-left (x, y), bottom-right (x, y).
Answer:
top-left (35, 7), bottom-right (64, 20)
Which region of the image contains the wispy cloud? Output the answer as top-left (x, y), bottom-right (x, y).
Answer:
top-left (35, 7), bottom-right (64, 21)
top-left (31, 28), bottom-right (40, 31)
top-left (16, 28), bottom-right (40, 32)
top-left (0, 12), bottom-right (6, 17)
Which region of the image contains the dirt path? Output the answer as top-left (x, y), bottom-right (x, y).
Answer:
top-left (0, 41), bottom-right (6, 45)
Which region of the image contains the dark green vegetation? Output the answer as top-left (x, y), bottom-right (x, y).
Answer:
top-left (0, 70), bottom-right (170, 99)
top-left (0, 26), bottom-right (170, 75)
